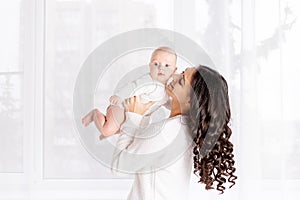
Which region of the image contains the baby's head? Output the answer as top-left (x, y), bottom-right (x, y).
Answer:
top-left (149, 47), bottom-right (177, 84)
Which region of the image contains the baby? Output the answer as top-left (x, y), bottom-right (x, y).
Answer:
top-left (82, 47), bottom-right (177, 139)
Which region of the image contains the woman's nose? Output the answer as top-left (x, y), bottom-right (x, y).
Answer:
top-left (172, 74), bottom-right (181, 81)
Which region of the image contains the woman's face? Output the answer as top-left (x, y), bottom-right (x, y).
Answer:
top-left (166, 67), bottom-right (196, 109)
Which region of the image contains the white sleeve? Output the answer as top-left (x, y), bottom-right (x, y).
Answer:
top-left (111, 112), bottom-right (149, 175)
top-left (111, 116), bottom-right (187, 174)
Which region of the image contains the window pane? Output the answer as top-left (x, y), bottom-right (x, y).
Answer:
top-left (0, 1), bottom-right (23, 72)
top-left (281, 0), bottom-right (300, 179)
top-left (256, 0), bottom-right (282, 179)
top-left (256, 0), bottom-right (300, 179)
top-left (0, 74), bottom-right (23, 172)
top-left (0, 1), bottom-right (24, 173)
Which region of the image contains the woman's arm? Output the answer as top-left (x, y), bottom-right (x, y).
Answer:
top-left (111, 96), bottom-right (187, 174)
top-left (111, 115), bottom-right (187, 174)
top-left (111, 96), bottom-right (153, 174)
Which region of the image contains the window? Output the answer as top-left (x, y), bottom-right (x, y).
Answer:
top-left (0, 0), bottom-right (24, 173)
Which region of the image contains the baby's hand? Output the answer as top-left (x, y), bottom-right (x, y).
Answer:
top-left (109, 95), bottom-right (123, 105)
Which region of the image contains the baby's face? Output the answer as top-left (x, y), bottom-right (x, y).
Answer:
top-left (149, 50), bottom-right (177, 84)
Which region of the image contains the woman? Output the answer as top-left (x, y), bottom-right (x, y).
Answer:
top-left (112, 65), bottom-right (237, 199)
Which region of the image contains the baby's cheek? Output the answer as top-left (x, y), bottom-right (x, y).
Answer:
top-left (165, 68), bottom-right (175, 77)
top-left (150, 66), bottom-right (157, 74)
top-left (149, 70), bottom-right (155, 78)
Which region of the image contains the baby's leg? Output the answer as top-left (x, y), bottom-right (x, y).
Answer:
top-left (82, 109), bottom-right (100, 127)
top-left (96, 105), bottom-right (125, 138)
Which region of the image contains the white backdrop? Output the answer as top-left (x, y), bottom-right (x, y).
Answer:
top-left (0, 0), bottom-right (300, 199)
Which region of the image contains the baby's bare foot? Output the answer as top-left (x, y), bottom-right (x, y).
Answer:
top-left (82, 117), bottom-right (89, 127)
top-left (99, 134), bottom-right (107, 140)
top-left (82, 109), bottom-right (97, 127)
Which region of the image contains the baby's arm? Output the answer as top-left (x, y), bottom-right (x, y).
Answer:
top-left (109, 95), bottom-right (123, 105)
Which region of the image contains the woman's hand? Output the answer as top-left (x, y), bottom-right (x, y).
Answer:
top-left (123, 96), bottom-right (154, 115)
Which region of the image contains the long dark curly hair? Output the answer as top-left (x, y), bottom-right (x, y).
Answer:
top-left (188, 65), bottom-right (237, 194)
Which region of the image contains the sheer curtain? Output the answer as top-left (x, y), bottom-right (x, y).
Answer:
top-left (0, 0), bottom-right (300, 199)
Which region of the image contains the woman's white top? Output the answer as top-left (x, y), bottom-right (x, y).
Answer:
top-left (111, 112), bottom-right (194, 200)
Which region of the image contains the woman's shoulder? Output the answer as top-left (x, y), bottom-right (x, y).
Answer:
top-left (160, 115), bottom-right (189, 134)
top-left (167, 115), bottom-right (188, 123)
